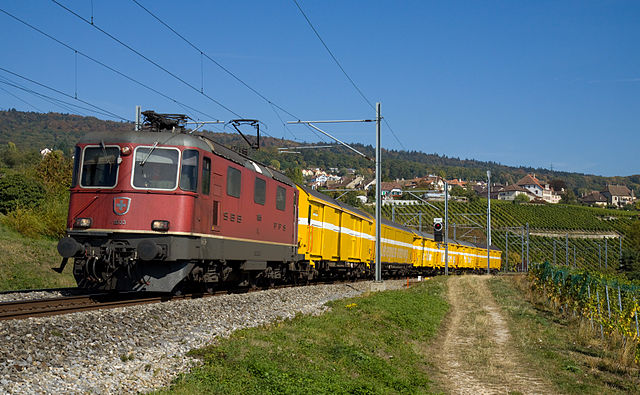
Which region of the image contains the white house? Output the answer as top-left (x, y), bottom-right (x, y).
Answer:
top-left (516, 174), bottom-right (561, 204)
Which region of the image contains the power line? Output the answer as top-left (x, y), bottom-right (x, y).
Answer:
top-left (130, 0), bottom-right (301, 139)
top-left (0, 76), bottom-right (112, 117)
top-left (50, 0), bottom-right (243, 118)
top-left (0, 84), bottom-right (43, 113)
top-left (291, 0), bottom-right (406, 150)
top-left (0, 66), bottom-right (128, 121)
top-left (0, 7), bottom-right (219, 122)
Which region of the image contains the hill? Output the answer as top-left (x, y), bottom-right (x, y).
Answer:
top-left (0, 109), bottom-right (638, 196)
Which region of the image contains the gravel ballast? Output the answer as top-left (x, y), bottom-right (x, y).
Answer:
top-left (0, 280), bottom-right (405, 394)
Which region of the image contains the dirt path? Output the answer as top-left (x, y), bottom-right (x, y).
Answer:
top-left (430, 275), bottom-right (552, 394)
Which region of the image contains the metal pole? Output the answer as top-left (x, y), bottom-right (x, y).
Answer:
top-left (598, 243), bottom-right (602, 269)
top-left (525, 222), bottom-right (529, 272)
top-left (565, 233), bottom-right (569, 266)
top-left (506, 232), bottom-right (509, 272)
top-left (445, 181), bottom-right (449, 276)
top-left (375, 102), bottom-right (382, 282)
top-left (135, 105), bottom-right (141, 131)
top-left (605, 238), bottom-right (608, 269)
top-left (620, 236), bottom-right (622, 259)
top-left (486, 171), bottom-right (491, 274)
top-left (521, 227), bottom-right (524, 272)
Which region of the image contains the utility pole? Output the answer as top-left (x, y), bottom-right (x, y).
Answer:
top-left (287, 109), bottom-right (379, 282)
top-left (445, 181), bottom-right (449, 276)
top-left (135, 105), bottom-right (142, 131)
top-left (486, 171), bottom-right (491, 274)
top-left (375, 103), bottom-right (382, 282)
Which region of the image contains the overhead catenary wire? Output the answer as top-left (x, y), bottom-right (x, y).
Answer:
top-left (50, 0), bottom-right (243, 119)
top-left (0, 7), bottom-right (219, 122)
top-left (0, 76), bottom-right (111, 118)
top-left (130, 0), bottom-right (304, 141)
top-left (0, 84), bottom-right (43, 113)
top-left (291, 0), bottom-right (406, 150)
top-left (0, 66), bottom-right (128, 121)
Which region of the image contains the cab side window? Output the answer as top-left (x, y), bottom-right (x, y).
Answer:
top-left (254, 177), bottom-right (266, 205)
top-left (227, 166), bottom-right (241, 198)
top-left (201, 157), bottom-right (211, 195)
top-left (276, 186), bottom-right (286, 211)
top-left (180, 149), bottom-right (199, 192)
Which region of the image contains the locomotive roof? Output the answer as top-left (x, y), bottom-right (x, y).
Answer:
top-left (77, 130), bottom-right (295, 187)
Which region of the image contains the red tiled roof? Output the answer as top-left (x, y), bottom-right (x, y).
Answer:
top-left (516, 174), bottom-right (543, 189)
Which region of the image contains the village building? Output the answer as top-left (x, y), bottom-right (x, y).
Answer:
top-left (579, 191), bottom-right (608, 207)
top-left (600, 185), bottom-right (636, 208)
top-left (516, 174), bottom-right (561, 204)
top-left (497, 185), bottom-right (536, 201)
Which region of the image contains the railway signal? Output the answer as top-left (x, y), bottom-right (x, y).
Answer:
top-left (434, 218), bottom-right (443, 242)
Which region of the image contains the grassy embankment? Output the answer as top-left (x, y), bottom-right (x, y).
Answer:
top-left (0, 220), bottom-right (75, 291)
top-left (158, 279), bottom-right (449, 394)
top-left (489, 275), bottom-right (640, 394)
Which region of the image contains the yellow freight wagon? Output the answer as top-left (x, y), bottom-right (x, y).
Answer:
top-left (296, 186), bottom-right (374, 272)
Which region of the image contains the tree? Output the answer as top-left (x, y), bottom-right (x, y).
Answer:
top-left (560, 190), bottom-right (578, 205)
top-left (284, 167), bottom-right (304, 185)
top-left (550, 179), bottom-right (567, 192)
top-left (268, 159), bottom-right (281, 170)
top-left (513, 194), bottom-right (530, 204)
top-left (35, 150), bottom-right (72, 195)
top-left (450, 185), bottom-right (466, 197)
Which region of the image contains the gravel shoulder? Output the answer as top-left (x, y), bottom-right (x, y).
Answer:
top-left (430, 275), bottom-right (553, 394)
top-left (0, 280), bottom-right (404, 394)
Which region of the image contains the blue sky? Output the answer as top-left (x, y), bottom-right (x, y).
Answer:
top-left (0, 1), bottom-right (638, 176)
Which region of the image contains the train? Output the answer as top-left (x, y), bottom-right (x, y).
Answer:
top-left (55, 111), bottom-right (501, 292)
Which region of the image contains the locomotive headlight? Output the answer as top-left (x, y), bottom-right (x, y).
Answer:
top-left (151, 220), bottom-right (170, 231)
top-left (73, 217), bottom-right (92, 229)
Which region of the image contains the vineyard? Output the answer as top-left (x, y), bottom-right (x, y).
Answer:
top-left (382, 200), bottom-right (638, 273)
top-left (530, 263), bottom-right (640, 362)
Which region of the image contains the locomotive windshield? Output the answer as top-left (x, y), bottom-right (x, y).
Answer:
top-left (132, 147), bottom-right (179, 190)
top-left (80, 146), bottom-right (120, 188)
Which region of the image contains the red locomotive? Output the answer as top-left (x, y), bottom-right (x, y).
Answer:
top-left (56, 112), bottom-right (301, 292)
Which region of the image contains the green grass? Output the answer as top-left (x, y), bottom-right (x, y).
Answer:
top-left (0, 220), bottom-right (75, 291)
top-left (488, 275), bottom-right (640, 394)
top-left (158, 279), bottom-right (449, 394)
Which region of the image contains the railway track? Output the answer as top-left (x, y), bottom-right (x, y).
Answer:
top-left (0, 279), bottom-right (371, 321)
top-left (0, 292), bottom-right (209, 321)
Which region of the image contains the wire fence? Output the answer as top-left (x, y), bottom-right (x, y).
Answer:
top-left (530, 262), bottom-right (640, 361)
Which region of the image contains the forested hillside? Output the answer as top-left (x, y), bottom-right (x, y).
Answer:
top-left (1, 109), bottom-right (638, 195)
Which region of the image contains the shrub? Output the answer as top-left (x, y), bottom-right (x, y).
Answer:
top-left (0, 173), bottom-right (46, 214)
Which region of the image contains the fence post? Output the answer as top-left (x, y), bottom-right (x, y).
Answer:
top-left (605, 238), bottom-right (608, 269)
top-left (634, 297), bottom-right (639, 339)
top-left (588, 284), bottom-right (593, 330)
top-left (596, 289), bottom-right (604, 338)
top-left (606, 285), bottom-right (611, 319)
top-left (505, 231), bottom-right (509, 272)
